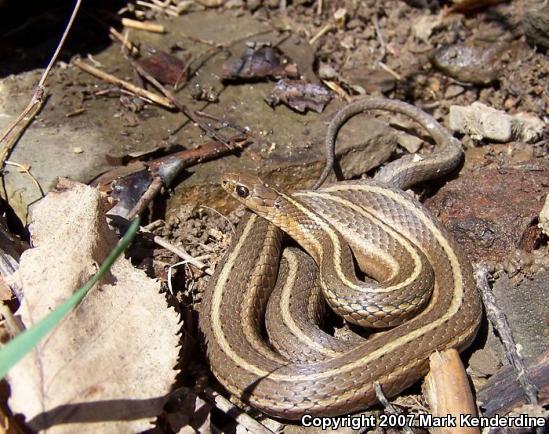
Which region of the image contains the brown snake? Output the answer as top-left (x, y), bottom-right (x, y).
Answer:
top-left (199, 97), bottom-right (483, 419)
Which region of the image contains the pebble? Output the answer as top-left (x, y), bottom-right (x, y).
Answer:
top-left (444, 84), bottom-right (465, 99)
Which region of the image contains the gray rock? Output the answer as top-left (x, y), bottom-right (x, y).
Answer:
top-left (449, 102), bottom-right (544, 143)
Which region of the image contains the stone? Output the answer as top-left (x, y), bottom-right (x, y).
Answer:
top-left (449, 102), bottom-right (544, 143)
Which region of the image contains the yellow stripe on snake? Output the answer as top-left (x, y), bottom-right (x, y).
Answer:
top-left (199, 97), bottom-right (482, 420)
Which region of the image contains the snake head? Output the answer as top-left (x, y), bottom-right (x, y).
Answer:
top-left (221, 172), bottom-right (281, 215)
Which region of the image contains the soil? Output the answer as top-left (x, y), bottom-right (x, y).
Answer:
top-left (0, 0), bottom-right (547, 432)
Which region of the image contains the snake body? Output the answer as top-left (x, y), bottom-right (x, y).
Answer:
top-left (199, 98), bottom-right (482, 419)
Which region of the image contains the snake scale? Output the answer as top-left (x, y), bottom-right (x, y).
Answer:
top-left (199, 97), bottom-right (483, 420)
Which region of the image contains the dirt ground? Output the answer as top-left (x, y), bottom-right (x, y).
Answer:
top-left (0, 0), bottom-right (547, 433)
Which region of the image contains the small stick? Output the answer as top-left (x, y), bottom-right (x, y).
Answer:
top-left (317, 0), bottom-right (323, 15)
top-left (65, 107), bottom-right (86, 118)
top-left (142, 219), bottom-right (164, 231)
top-left (127, 176), bottom-right (164, 221)
top-left (140, 227), bottom-right (212, 275)
top-left (321, 79), bottom-right (352, 102)
top-left (378, 62), bottom-right (402, 81)
top-left (309, 23), bottom-right (334, 45)
top-left (372, 12), bottom-right (387, 62)
top-left (374, 382), bottom-right (414, 434)
top-left (121, 17), bottom-right (165, 33)
top-left (73, 59), bottom-right (175, 109)
top-left (194, 110), bottom-right (248, 135)
top-left (202, 387), bottom-right (275, 434)
top-left (136, 0), bottom-right (180, 17)
top-left (109, 27), bottom-right (138, 55)
top-left (125, 56), bottom-right (233, 147)
top-left (0, 0), bottom-right (82, 168)
top-left (4, 161), bottom-right (45, 197)
top-left (101, 137), bottom-right (246, 220)
top-left (474, 265), bottom-right (539, 406)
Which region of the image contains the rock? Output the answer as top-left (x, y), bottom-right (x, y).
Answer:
top-left (523, 2), bottom-right (549, 50)
top-left (346, 18), bottom-right (363, 31)
top-left (196, 0), bottom-right (225, 6)
top-left (225, 0), bottom-right (244, 8)
top-left (444, 84), bottom-right (465, 99)
top-left (449, 102), bottom-right (544, 143)
top-left (412, 13), bottom-right (442, 42)
top-left (342, 68), bottom-right (396, 94)
top-left (469, 346), bottom-right (502, 377)
top-left (450, 102), bottom-right (511, 141)
top-left (396, 131), bottom-right (423, 153)
top-left (512, 112), bottom-right (546, 143)
top-left (424, 166), bottom-right (547, 264)
top-left (246, 0), bottom-right (261, 11)
top-left (491, 273), bottom-right (549, 361)
top-left (539, 195), bottom-right (549, 237)
top-left (430, 41), bottom-right (511, 84)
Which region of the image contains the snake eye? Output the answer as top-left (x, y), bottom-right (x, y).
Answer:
top-left (235, 185), bottom-right (250, 198)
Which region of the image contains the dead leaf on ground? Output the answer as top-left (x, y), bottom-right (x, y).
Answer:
top-left (222, 45), bottom-right (299, 81)
top-left (138, 48), bottom-right (191, 88)
top-left (6, 180), bottom-right (180, 433)
top-left (265, 79), bottom-right (332, 113)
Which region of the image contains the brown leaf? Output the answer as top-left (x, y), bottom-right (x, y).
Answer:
top-left (7, 181), bottom-right (180, 433)
top-left (222, 45), bottom-right (299, 81)
top-left (265, 79), bottom-right (332, 113)
top-left (138, 48), bottom-right (190, 87)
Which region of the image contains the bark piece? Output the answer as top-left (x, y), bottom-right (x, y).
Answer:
top-left (423, 349), bottom-right (479, 434)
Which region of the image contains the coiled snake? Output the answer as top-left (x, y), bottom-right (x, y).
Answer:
top-left (199, 97), bottom-right (482, 419)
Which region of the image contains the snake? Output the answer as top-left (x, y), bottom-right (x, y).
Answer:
top-left (199, 97), bottom-right (483, 420)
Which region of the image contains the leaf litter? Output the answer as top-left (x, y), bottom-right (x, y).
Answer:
top-left (6, 180), bottom-right (180, 433)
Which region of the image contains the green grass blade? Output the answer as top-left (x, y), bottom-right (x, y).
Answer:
top-left (0, 217), bottom-right (140, 380)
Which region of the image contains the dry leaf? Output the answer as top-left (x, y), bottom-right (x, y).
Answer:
top-left (7, 180), bottom-right (180, 433)
top-left (265, 79), bottom-right (332, 113)
top-left (222, 45), bottom-right (299, 81)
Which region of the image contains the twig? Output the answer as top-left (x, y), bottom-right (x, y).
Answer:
top-left (309, 23), bottom-right (334, 45)
top-left (121, 17), bottom-right (165, 33)
top-left (73, 59), bottom-right (175, 109)
top-left (202, 387), bottom-right (275, 434)
top-left (4, 161), bottom-right (45, 197)
top-left (167, 255), bottom-right (211, 294)
top-left (0, 91), bottom-right (45, 165)
top-left (320, 79), bottom-right (352, 102)
top-left (167, 0), bottom-right (194, 15)
top-left (378, 62), bottom-right (402, 81)
top-left (127, 176), bottom-right (164, 221)
top-left (141, 228), bottom-right (213, 275)
top-left (372, 11), bottom-right (387, 63)
top-left (142, 219), bottom-right (164, 231)
top-left (0, 0), bottom-right (82, 168)
top-left (109, 27), bottom-right (138, 55)
top-left (65, 107), bottom-right (86, 118)
top-left (474, 265), bottom-right (539, 406)
top-left (373, 382), bottom-right (414, 434)
top-left (39, 1), bottom-right (82, 89)
top-left (136, 0), bottom-right (180, 17)
top-left (317, 0), bottom-right (323, 15)
top-left (194, 110), bottom-right (248, 135)
top-left (125, 55), bottom-right (233, 147)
